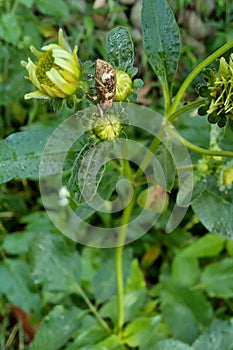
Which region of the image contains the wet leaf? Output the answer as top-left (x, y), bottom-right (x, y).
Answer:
top-left (193, 319), bottom-right (233, 350)
top-left (30, 305), bottom-right (84, 350)
top-left (0, 128), bottom-right (53, 183)
top-left (192, 179), bottom-right (233, 239)
top-left (142, 0), bottom-right (180, 91)
top-left (106, 26), bottom-right (135, 73)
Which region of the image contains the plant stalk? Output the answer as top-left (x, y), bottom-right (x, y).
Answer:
top-left (115, 141), bottom-right (135, 337)
top-left (115, 192), bottom-right (136, 336)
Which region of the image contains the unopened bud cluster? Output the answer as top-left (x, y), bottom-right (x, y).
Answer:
top-left (197, 55), bottom-right (233, 129)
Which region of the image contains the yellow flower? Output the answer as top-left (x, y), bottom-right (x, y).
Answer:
top-left (21, 29), bottom-right (81, 99)
top-left (115, 70), bottom-right (133, 101)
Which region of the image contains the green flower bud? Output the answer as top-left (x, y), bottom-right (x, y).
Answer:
top-left (222, 165), bottom-right (233, 188)
top-left (197, 84), bottom-right (209, 98)
top-left (93, 113), bottom-right (121, 141)
top-left (208, 112), bottom-right (220, 124)
top-left (115, 70), bottom-right (133, 101)
top-left (198, 105), bottom-right (209, 116)
top-left (198, 54), bottom-right (233, 128)
top-left (218, 161), bottom-right (233, 191)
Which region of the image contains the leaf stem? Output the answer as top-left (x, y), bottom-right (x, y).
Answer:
top-left (168, 40), bottom-right (233, 116)
top-left (74, 284), bottom-right (111, 333)
top-left (173, 132), bottom-right (233, 158)
top-left (167, 99), bottom-right (204, 123)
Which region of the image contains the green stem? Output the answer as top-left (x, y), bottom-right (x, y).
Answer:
top-left (115, 192), bottom-right (136, 336)
top-left (115, 141), bottom-right (135, 337)
top-left (163, 81), bottom-right (171, 114)
top-left (167, 99), bottom-right (204, 123)
top-left (174, 133), bottom-right (233, 158)
top-left (168, 40), bottom-right (233, 116)
top-left (74, 284), bottom-right (111, 333)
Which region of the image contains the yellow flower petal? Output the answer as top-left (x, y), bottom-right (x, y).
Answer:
top-left (47, 68), bottom-right (77, 95)
top-left (41, 84), bottom-right (65, 98)
top-left (58, 28), bottom-right (71, 52)
top-left (24, 90), bottom-right (51, 99)
top-left (22, 28), bottom-right (82, 100)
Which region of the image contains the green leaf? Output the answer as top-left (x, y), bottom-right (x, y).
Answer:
top-left (123, 316), bottom-right (167, 348)
top-left (193, 318), bottom-right (233, 350)
top-left (125, 259), bottom-right (146, 292)
top-left (156, 145), bottom-right (176, 192)
top-left (94, 335), bottom-right (124, 350)
top-left (2, 211), bottom-right (56, 255)
top-left (0, 13), bottom-right (21, 46)
top-left (68, 143), bottom-right (106, 203)
top-left (106, 26), bottom-right (135, 73)
top-left (30, 232), bottom-right (81, 294)
top-left (199, 257), bottom-right (233, 298)
top-left (66, 321), bottom-right (109, 349)
top-left (0, 259), bottom-right (40, 318)
top-left (36, 0), bottom-right (69, 17)
top-left (172, 256), bottom-right (200, 286)
top-left (192, 180), bottom-right (233, 239)
top-left (30, 305), bottom-right (84, 350)
top-left (0, 129), bottom-right (53, 184)
top-left (99, 296), bottom-right (118, 324)
top-left (100, 258), bottom-right (146, 323)
top-left (2, 231), bottom-right (37, 255)
top-left (100, 289), bottom-right (146, 324)
top-left (124, 290), bottom-right (147, 322)
top-left (142, 0), bottom-right (180, 91)
top-left (74, 168), bottom-right (121, 220)
top-left (153, 339), bottom-right (193, 350)
top-left (181, 233), bottom-right (225, 258)
top-left (92, 248), bottom-right (132, 303)
top-left (160, 278), bottom-right (213, 344)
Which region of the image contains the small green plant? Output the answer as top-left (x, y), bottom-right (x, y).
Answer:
top-left (1, 0), bottom-right (233, 349)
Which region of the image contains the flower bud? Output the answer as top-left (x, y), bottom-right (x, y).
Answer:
top-left (219, 161), bottom-right (233, 191)
top-left (115, 70), bottom-right (133, 101)
top-left (93, 112), bottom-right (121, 141)
top-left (198, 54), bottom-right (233, 128)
